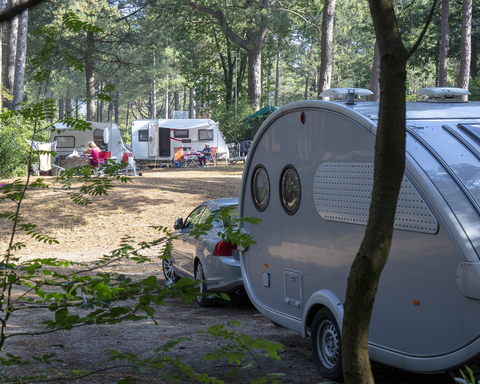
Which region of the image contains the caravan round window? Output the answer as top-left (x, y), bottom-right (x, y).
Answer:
top-left (280, 166), bottom-right (301, 215)
top-left (252, 166), bottom-right (270, 212)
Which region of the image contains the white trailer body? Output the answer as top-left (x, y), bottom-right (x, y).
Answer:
top-left (239, 90), bottom-right (480, 380)
top-left (49, 121), bottom-right (127, 164)
top-left (131, 119), bottom-right (228, 161)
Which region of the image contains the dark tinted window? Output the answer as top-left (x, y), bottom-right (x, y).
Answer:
top-left (174, 130), bottom-right (189, 138)
top-left (252, 166), bottom-right (270, 212)
top-left (138, 130), bottom-right (148, 141)
top-left (280, 166), bottom-right (301, 215)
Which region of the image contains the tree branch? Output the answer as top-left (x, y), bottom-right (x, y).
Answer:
top-left (0, 0), bottom-right (48, 23)
top-left (408, 0), bottom-right (439, 58)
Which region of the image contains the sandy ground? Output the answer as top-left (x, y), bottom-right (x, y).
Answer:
top-left (0, 165), bottom-right (456, 383)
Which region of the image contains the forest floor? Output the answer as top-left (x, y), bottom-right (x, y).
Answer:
top-left (0, 165), bottom-right (456, 383)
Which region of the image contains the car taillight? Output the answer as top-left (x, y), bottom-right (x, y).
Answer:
top-left (213, 241), bottom-right (238, 256)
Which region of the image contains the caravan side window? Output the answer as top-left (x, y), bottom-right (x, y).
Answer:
top-left (199, 129), bottom-right (213, 141)
top-left (93, 129), bottom-right (104, 148)
top-left (280, 165), bottom-right (301, 215)
top-left (251, 165), bottom-right (270, 212)
top-left (174, 130), bottom-right (189, 139)
top-left (54, 136), bottom-right (75, 148)
top-left (138, 130), bottom-right (148, 141)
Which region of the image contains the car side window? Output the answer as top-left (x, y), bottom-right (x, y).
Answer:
top-left (184, 206), bottom-right (207, 230)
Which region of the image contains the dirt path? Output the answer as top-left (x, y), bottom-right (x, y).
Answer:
top-left (0, 166), bottom-right (454, 383)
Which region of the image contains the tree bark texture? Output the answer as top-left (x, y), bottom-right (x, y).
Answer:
top-left (471, 34), bottom-right (478, 78)
top-left (317, 0), bottom-right (336, 99)
top-left (438, 0), bottom-right (449, 87)
top-left (0, 0), bottom-right (4, 111)
top-left (151, 51), bottom-right (156, 119)
top-left (247, 47), bottom-right (262, 110)
top-left (305, 71), bottom-right (310, 100)
top-left (275, 50), bottom-right (280, 106)
top-left (457, 0), bottom-right (472, 100)
top-left (85, 31), bottom-right (96, 121)
top-left (369, 41), bottom-right (380, 101)
top-left (5, 0), bottom-right (19, 110)
top-left (342, 0), bottom-right (413, 382)
top-left (174, 90), bottom-right (179, 111)
top-left (58, 99), bottom-right (64, 120)
top-left (164, 72), bottom-right (169, 119)
top-left (12, 0), bottom-right (27, 110)
top-left (189, 88), bottom-right (195, 119)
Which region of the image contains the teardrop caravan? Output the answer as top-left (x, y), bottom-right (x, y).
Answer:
top-left (238, 88), bottom-right (480, 381)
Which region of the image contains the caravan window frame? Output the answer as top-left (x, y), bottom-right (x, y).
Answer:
top-left (54, 136), bottom-right (75, 148)
top-left (251, 165), bottom-right (270, 212)
top-left (279, 165), bottom-right (301, 215)
top-left (138, 130), bottom-right (148, 142)
top-left (173, 130), bottom-right (189, 139)
top-left (198, 129), bottom-right (214, 141)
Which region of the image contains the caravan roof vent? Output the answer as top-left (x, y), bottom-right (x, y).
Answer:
top-left (320, 88), bottom-right (373, 102)
top-left (416, 87), bottom-right (470, 103)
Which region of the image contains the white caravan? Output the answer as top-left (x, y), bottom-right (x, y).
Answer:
top-left (239, 88), bottom-right (480, 381)
top-left (131, 119), bottom-right (229, 161)
top-left (49, 121), bottom-right (128, 164)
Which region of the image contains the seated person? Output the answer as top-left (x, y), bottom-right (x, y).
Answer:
top-left (199, 144), bottom-right (212, 167)
top-left (83, 141), bottom-right (101, 166)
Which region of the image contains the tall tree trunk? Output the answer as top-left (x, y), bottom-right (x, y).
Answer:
top-left (342, 1), bottom-right (437, 383)
top-left (318, 0), bottom-right (336, 99)
top-left (304, 71), bottom-right (310, 100)
top-left (65, 89), bottom-right (72, 118)
top-left (125, 102), bottom-right (130, 130)
top-left (369, 41), bottom-right (380, 101)
top-left (471, 34), bottom-right (478, 78)
top-left (107, 100), bottom-right (113, 121)
top-left (12, 0), bottom-right (26, 110)
top-left (247, 46), bottom-right (262, 110)
top-left (98, 83), bottom-right (104, 122)
top-left (275, 50), bottom-right (280, 106)
top-left (438, 0), bottom-right (449, 87)
top-left (151, 51), bottom-right (156, 119)
top-left (457, 0), bottom-right (472, 101)
top-left (0, 0), bottom-right (4, 111)
top-left (165, 72), bottom-right (169, 119)
top-left (85, 31), bottom-right (95, 121)
top-left (114, 90), bottom-right (119, 123)
top-left (75, 98), bottom-right (78, 119)
top-left (183, 87), bottom-right (186, 111)
top-left (189, 88), bottom-right (195, 119)
top-left (5, 0), bottom-right (18, 110)
top-left (58, 99), bottom-right (64, 120)
top-left (174, 90), bottom-right (179, 111)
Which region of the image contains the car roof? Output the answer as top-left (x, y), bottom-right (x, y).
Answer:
top-left (201, 197), bottom-right (239, 209)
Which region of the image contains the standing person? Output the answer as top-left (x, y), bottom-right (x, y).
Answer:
top-left (83, 141), bottom-right (101, 166)
top-left (199, 144), bottom-right (212, 167)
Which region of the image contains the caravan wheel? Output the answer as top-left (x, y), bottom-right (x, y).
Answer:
top-left (311, 308), bottom-right (343, 382)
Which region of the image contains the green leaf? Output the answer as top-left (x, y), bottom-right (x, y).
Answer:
top-left (55, 308), bottom-right (68, 323)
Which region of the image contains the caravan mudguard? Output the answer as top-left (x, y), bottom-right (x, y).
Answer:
top-left (302, 290), bottom-right (344, 338)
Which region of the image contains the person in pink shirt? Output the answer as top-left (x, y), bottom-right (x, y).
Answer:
top-left (83, 141), bottom-right (101, 166)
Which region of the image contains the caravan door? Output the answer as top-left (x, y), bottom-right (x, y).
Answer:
top-left (158, 127), bottom-right (170, 157)
top-left (148, 124), bottom-right (159, 157)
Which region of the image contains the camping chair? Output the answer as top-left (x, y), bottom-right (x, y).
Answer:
top-left (120, 152), bottom-right (137, 176)
top-left (206, 147), bottom-right (217, 167)
top-left (174, 147), bottom-right (184, 167)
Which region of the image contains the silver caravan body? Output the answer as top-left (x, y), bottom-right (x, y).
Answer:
top-left (239, 95), bottom-right (480, 378)
top-left (49, 121), bottom-right (127, 164)
top-left (131, 119), bottom-right (228, 161)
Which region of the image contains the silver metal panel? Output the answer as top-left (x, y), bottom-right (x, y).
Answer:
top-left (456, 262), bottom-right (480, 299)
top-left (283, 269), bottom-right (304, 308)
top-left (314, 163), bottom-right (438, 234)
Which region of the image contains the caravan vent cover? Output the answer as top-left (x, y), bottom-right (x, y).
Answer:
top-left (314, 163), bottom-right (438, 234)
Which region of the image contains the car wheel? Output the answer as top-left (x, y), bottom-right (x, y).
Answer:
top-left (162, 257), bottom-right (179, 283)
top-left (311, 308), bottom-right (343, 382)
top-left (195, 262), bottom-right (219, 307)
